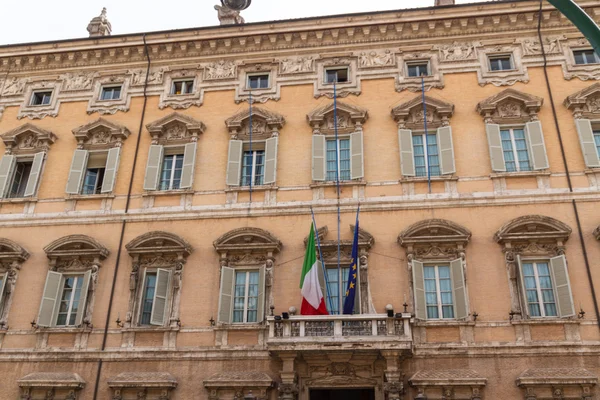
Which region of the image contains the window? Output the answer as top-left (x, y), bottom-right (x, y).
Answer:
top-left (241, 149), bottom-right (265, 186)
top-left (137, 268), bottom-right (172, 326)
top-left (594, 128), bottom-right (600, 158)
top-left (325, 67), bottom-right (349, 84)
top-left (424, 265), bottom-right (454, 319)
top-left (233, 270), bottom-right (260, 323)
top-left (326, 138), bottom-right (351, 181)
top-left (81, 152), bottom-right (107, 195)
top-left (413, 133), bottom-right (441, 177)
top-left (522, 261), bottom-right (558, 318)
top-left (159, 153), bottom-right (184, 191)
top-left (488, 55), bottom-right (513, 71)
top-left (140, 272), bottom-right (157, 325)
top-left (247, 74), bottom-right (270, 90)
top-left (171, 80), bottom-right (194, 95)
top-left (573, 49), bottom-right (600, 65)
top-left (326, 267), bottom-right (351, 314)
top-left (100, 86), bottom-right (122, 101)
top-left (56, 275), bottom-right (84, 326)
top-left (30, 91), bottom-right (52, 106)
top-left (406, 62), bottom-right (430, 77)
top-left (501, 127), bottom-right (531, 172)
top-left (9, 161), bottom-right (33, 198)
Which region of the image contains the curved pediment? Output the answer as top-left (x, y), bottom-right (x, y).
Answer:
top-left (44, 235), bottom-right (109, 261)
top-left (72, 118), bottom-right (130, 148)
top-left (399, 219), bottom-right (471, 245)
top-left (476, 88), bottom-right (543, 124)
top-left (307, 101), bottom-right (368, 134)
top-left (214, 227), bottom-right (282, 254)
top-left (225, 107), bottom-right (285, 141)
top-left (494, 215), bottom-right (572, 244)
top-left (1, 123), bottom-right (57, 154)
top-left (564, 82), bottom-right (600, 119)
top-left (126, 231), bottom-right (192, 258)
top-left (0, 238), bottom-right (30, 263)
top-left (146, 112), bottom-right (206, 144)
top-left (392, 95), bottom-right (454, 129)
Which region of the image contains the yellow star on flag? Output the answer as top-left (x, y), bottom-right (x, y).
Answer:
top-left (349, 282), bottom-right (355, 289)
top-left (352, 264), bottom-right (357, 271)
top-left (353, 273), bottom-right (357, 279)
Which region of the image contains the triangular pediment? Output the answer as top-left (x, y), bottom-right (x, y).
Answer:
top-left (126, 231), bottom-right (192, 258)
top-left (146, 113), bottom-right (206, 144)
top-left (1, 123), bottom-right (57, 153)
top-left (494, 215), bottom-right (571, 244)
top-left (564, 83), bottom-right (600, 118)
top-left (392, 95), bottom-right (454, 129)
top-left (477, 89), bottom-right (543, 124)
top-left (225, 107), bottom-right (285, 130)
top-left (307, 101), bottom-right (368, 133)
top-left (72, 118), bottom-right (130, 147)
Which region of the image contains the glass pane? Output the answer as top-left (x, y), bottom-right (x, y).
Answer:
top-left (594, 132), bottom-right (600, 157)
top-left (140, 273), bottom-right (156, 325)
top-left (427, 306), bottom-right (439, 319)
top-left (574, 51), bottom-right (586, 65)
top-left (544, 303), bottom-right (558, 317)
top-left (442, 305), bottom-right (454, 319)
top-left (159, 155), bottom-right (174, 190)
top-left (529, 303), bottom-right (541, 317)
top-left (327, 268), bottom-right (339, 314)
top-left (426, 134), bottom-right (440, 176)
top-left (413, 135), bottom-right (426, 177)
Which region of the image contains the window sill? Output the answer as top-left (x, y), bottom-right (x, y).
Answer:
top-left (310, 180), bottom-right (366, 188)
top-left (66, 194), bottom-right (115, 200)
top-left (414, 320), bottom-right (474, 327)
top-left (0, 197), bottom-right (38, 204)
top-left (142, 189), bottom-right (194, 197)
top-left (510, 318), bottom-right (580, 326)
top-left (36, 326), bottom-right (92, 334)
top-left (401, 175), bottom-right (457, 183)
top-left (225, 185), bottom-right (278, 193)
top-left (215, 323), bottom-right (266, 331)
top-left (122, 326), bottom-right (180, 333)
top-left (490, 170), bottom-right (550, 179)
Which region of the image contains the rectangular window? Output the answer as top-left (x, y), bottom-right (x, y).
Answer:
top-left (30, 91), bottom-right (52, 106)
top-left (241, 150), bottom-right (265, 186)
top-left (100, 86), bottom-right (122, 101)
top-left (159, 153), bottom-right (184, 191)
top-left (501, 127), bottom-right (531, 172)
top-left (81, 152), bottom-right (107, 195)
top-left (171, 80), bottom-right (194, 95)
top-left (406, 62), bottom-right (430, 77)
top-left (56, 275), bottom-right (84, 326)
top-left (489, 55), bottom-right (513, 71)
top-left (522, 261), bottom-right (558, 317)
top-left (424, 265), bottom-right (454, 319)
top-left (325, 67), bottom-right (349, 84)
top-left (247, 74), bottom-right (270, 90)
top-left (413, 133), bottom-right (441, 177)
top-left (594, 129), bottom-right (600, 158)
top-left (326, 138), bottom-right (351, 181)
top-left (9, 161), bottom-right (33, 198)
top-left (140, 272), bottom-right (157, 325)
top-left (326, 267), bottom-right (351, 314)
top-left (573, 49), bottom-right (600, 65)
top-left (233, 270), bottom-right (259, 323)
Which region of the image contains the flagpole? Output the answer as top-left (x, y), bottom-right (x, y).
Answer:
top-left (342, 204), bottom-right (360, 315)
top-left (421, 76), bottom-right (431, 194)
top-left (310, 206), bottom-right (335, 314)
top-left (334, 80), bottom-right (342, 314)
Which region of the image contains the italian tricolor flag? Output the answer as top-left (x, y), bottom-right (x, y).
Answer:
top-left (300, 223), bottom-right (329, 315)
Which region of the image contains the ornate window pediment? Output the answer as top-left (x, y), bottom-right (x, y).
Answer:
top-left (72, 118), bottom-right (130, 149)
top-left (392, 95), bottom-right (454, 130)
top-left (307, 101), bottom-right (368, 134)
top-left (398, 219), bottom-right (471, 261)
top-left (476, 88), bottom-right (543, 125)
top-left (0, 239), bottom-right (29, 329)
top-left (125, 232), bottom-right (192, 329)
top-left (494, 215), bottom-right (571, 255)
top-left (214, 227), bottom-right (282, 265)
top-left (409, 369), bottom-right (486, 400)
top-left (108, 372), bottom-right (178, 400)
top-left (1, 123), bottom-right (57, 155)
top-left (44, 235), bottom-right (109, 270)
top-left (204, 372), bottom-right (274, 400)
top-left (564, 82), bottom-right (600, 119)
top-left (225, 107), bottom-right (285, 141)
top-left (516, 368), bottom-right (597, 400)
top-left (146, 112), bottom-right (206, 145)
top-left (18, 372), bottom-right (86, 400)
top-left (0, 238), bottom-right (29, 265)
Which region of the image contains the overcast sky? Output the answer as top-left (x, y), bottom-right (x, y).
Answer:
top-left (0, 0), bottom-right (489, 46)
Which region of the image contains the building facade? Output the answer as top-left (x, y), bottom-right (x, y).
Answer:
top-left (0, 0), bottom-right (600, 399)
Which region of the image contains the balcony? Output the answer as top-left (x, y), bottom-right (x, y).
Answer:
top-left (266, 313), bottom-right (413, 351)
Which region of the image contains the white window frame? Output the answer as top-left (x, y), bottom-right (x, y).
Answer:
top-left (325, 265), bottom-right (358, 315)
top-left (29, 91), bottom-right (53, 107)
top-left (139, 269), bottom-right (156, 325)
top-left (232, 270), bottom-right (260, 324)
top-left (8, 158), bottom-right (33, 198)
top-left (159, 148), bottom-right (185, 191)
top-left (171, 79), bottom-right (195, 95)
top-left (573, 49), bottom-right (600, 65)
top-left (241, 149), bottom-right (265, 186)
top-left (488, 54), bottom-right (514, 72)
top-left (324, 67), bottom-right (350, 84)
top-left (100, 85), bottom-right (122, 101)
top-left (521, 259), bottom-right (558, 318)
top-left (326, 136), bottom-right (351, 182)
top-left (406, 61), bottom-right (430, 78)
top-left (501, 126), bottom-right (531, 172)
top-left (246, 73), bottom-right (270, 90)
top-left (424, 264), bottom-right (454, 320)
top-left (593, 126), bottom-right (600, 159)
top-left (55, 274), bottom-right (84, 327)
top-left (412, 131), bottom-right (440, 177)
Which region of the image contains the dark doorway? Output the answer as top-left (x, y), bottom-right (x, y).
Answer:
top-left (310, 389), bottom-right (375, 400)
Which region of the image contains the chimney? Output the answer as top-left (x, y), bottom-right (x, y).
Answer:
top-left (435, 0), bottom-right (455, 6)
top-left (87, 8), bottom-right (112, 37)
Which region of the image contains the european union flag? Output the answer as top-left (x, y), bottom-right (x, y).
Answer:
top-left (343, 209), bottom-right (360, 315)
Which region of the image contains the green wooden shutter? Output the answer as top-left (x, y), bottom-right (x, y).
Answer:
top-left (350, 131), bottom-right (364, 180)
top-left (74, 270), bottom-right (92, 327)
top-left (218, 266), bottom-right (235, 324)
top-left (24, 152), bottom-right (45, 197)
top-left (226, 140), bottom-right (243, 186)
top-left (550, 255), bottom-right (575, 318)
top-left (412, 260), bottom-right (426, 320)
top-left (143, 145), bottom-right (164, 191)
top-left (451, 258), bottom-right (468, 319)
top-left (516, 255), bottom-right (530, 317)
top-left (0, 155), bottom-right (16, 198)
top-left (37, 271), bottom-right (63, 327)
top-left (575, 119), bottom-right (600, 168)
top-left (398, 129), bottom-right (415, 177)
top-left (486, 124), bottom-right (506, 172)
top-left (180, 142), bottom-right (197, 189)
top-left (151, 269), bottom-right (171, 326)
top-left (312, 135), bottom-right (326, 181)
top-left (66, 150), bottom-right (89, 194)
top-left (437, 126), bottom-right (456, 175)
top-left (264, 136), bottom-right (278, 185)
top-left (525, 121), bottom-right (549, 170)
top-left (101, 147), bottom-right (121, 193)
top-left (257, 266), bottom-right (266, 322)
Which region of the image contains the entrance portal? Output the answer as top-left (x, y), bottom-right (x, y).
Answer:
top-left (310, 389), bottom-right (375, 400)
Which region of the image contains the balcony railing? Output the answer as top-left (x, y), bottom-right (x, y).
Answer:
top-left (266, 313), bottom-right (412, 346)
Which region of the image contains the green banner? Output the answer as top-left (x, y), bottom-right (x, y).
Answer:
top-left (547, 0), bottom-right (600, 53)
